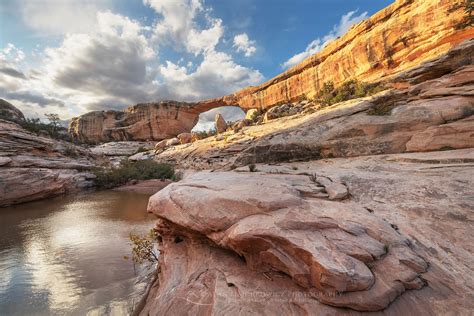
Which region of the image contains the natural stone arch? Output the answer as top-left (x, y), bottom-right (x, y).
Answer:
top-left (192, 106), bottom-right (245, 132)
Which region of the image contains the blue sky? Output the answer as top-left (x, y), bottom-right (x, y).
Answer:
top-left (0, 0), bottom-right (393, 126)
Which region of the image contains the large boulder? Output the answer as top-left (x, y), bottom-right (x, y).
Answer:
top-left (215, 113), bottom-right (228, 133)
top-left (177, 132), bottom-right (192, 144)
top-left (245, 109), bottom-right (259, 121)
top-left (166, 137), bottom-right (180, 147)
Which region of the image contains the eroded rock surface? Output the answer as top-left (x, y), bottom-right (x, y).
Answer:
top-left (90, 141), bottom-right (155, 165)
top-left (68, 101), bottom-right (219, 143)
top-left (143, 149), bottom-right (474, 314)
top-left (0, 119), bottom-right (98, 207)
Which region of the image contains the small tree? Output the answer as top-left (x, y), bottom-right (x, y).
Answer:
top-left (129, 229), bottom-right (159, 264)
top-left (45, 113), bottom-right (60, 137)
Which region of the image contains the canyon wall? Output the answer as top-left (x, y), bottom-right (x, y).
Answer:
top-left (70, 0), bottom-right (473, 143)
top-left (228, 0), bottom-right (473, 110)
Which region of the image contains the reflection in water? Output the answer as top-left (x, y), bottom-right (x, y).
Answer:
top-left (0, 191), bottom-right (156, 315)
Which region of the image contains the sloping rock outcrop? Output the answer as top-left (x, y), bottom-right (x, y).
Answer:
top-left (0, 99), bottom-right (25, 122)
top-left (142, 148), bottom-right (474, 314)
top-left (153, 40), bottom-right (474, 169)
top-left (0, 119), bottom-right (98, 207)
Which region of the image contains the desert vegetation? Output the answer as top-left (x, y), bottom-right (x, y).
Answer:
top-left (315, 80), bottom-right (386, 107)
top-left (193, 128), bottom-right (217, 140)
top-left (93, 160), bottom-right (177, 189)
top-left (12, 113), bottom-right (73, 142)
top-left (450, 0), bottom-right (474, 29)
top-left (128, 229), bottom-right (159, 264)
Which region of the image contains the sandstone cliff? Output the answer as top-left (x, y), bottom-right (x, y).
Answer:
top-left (68, 100), bottom-right (221, 143)
top-left (70, 0), bottom-right (473, 143)
top-left (138, 22), bottom-right (474, 316)
top-left (0, 117), bottom-right (98, 207)
top-left (153, 39), bottom-right (474, 169)
top-left (226, 0), bottom-right (474, 110)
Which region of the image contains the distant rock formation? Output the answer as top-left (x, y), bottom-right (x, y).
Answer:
top-left (214, 113), bottom-right (228, 133)
top-left (68, 100), bottom-right (222, 143)
top-left (0, 98), bottom-right (25, 122)
top-left (0, 114), bottom-right (97, 207)
top-left (70, 0), bottom-right (473, 144)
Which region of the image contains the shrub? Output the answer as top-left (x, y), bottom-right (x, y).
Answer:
top-left (248, 164), bottom-right (257, 172)
top-left (129, 229), bottom-right (159, 264)
top-left (193, 128), bottom-right (217, 140)
top-left (171, 170), bottom-right (183, 182)
top-left (93, 160), bottom-right (176, 188)
top-left (315, 80), bottom-right (386, 107)
top-left (19, 116), bottom-right (73, 142)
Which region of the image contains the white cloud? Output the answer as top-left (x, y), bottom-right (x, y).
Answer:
top-left (233, 33), bottom-right (257, 57)
top-left (282, 10), bottom-right (368, 68)
top-left (1, 44), bottom-right (25, 63)
top-left (18, 0), bottom-right (111, 36)
top-left (145, 0), bottom-right (263, 99)
top-left (186, 18), bottom-right (224, 55)
top-left (144, 0), bottom-right (205, 48)
top-left (159, 50), bottom-right (263, 100)
top-left (41, 11), bottom-right (157, 106)
top-left (0, 12), bottom-right (157, 119)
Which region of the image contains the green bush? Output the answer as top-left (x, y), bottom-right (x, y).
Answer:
top-left (93, 160), bottom-right (176, 189)
top-left (193, 128), bottom-right (217, 140)
top-left (248, 164), bottom-right (257, 172)
top-left (316, 80), bottom-right (386, 107)
top-left (19, 117), bottom-right (73, 142)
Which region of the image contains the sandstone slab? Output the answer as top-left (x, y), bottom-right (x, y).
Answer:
top-left (142, 148), bottom-right (474, 315)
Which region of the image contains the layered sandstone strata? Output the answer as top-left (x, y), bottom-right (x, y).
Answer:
top-left (68, 100), bottom-right (222, 143)
top-left (0, 118), bottom-right (97, 207)
top-left (227, 0), bottom-right (474, 110)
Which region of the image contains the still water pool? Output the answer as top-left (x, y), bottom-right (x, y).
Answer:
top-left (0, 190), bottom-right (157, 315)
